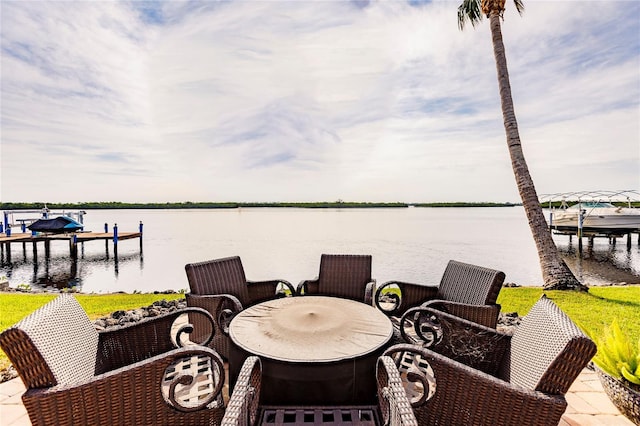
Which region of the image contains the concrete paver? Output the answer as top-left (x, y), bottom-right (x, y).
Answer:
top-left (0, 366), bottom-right (635, 425)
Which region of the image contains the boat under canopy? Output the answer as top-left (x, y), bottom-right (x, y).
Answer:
top-left (540, 190), bottom-right (640, 235)
top-left (28, 216), bottom-right (84, 233)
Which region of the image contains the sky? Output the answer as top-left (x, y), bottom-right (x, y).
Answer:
top-left (0, 0), bottom-right (638, 204)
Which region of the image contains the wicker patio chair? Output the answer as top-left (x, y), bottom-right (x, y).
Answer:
top-left (185, 256), bottom-right (296, 359)
top-left (383, 295), bottom-right (597, 426)
top-left (296, 254), bottom-right (376, 303)
top-left (0, 294), bottom-right (227, 426)
top-left (375, 260), bottom-right (505, 337)
top-left (221, 355), bottom-right (417, 426)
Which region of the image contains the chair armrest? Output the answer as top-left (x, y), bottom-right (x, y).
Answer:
top-left (185, 293), bottom-right (243, 337)
top-left (364, 280), bottom-right (376, 305)
top-left (26, 346), bottom-right (226, 421)
top-left (383, 344), bottom-right (568, 426)
top-left (296, 277), bottom-right (319, 296)
top-left (375, 281), bottom-right (439, 317)
top-left (377, 356), bottom-right (418, 426)
top-left (421, 299), bottom-right (501, 328)
top-left (222, 356), bottom-right (262, 426)
top-left (96, 307), bottom-right (216, 372)
top-left (399, 307), bottom-right (510, 375)
top-left (246, 279), bottom-right (296, 304)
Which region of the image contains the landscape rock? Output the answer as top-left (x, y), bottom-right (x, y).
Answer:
top-left (497, 311), bottom-right (521, 335)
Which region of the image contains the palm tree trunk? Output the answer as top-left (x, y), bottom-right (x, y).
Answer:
top-left (488, 13), bottom-right (587, 291)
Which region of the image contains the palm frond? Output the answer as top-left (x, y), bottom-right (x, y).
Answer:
top-left (513, 0), bottom-right (525, 16)
top-left (457, 0), bottom-right (482, 31)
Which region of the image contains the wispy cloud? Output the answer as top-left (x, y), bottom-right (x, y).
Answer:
top-left (1, 0), bottom-right (638, 202)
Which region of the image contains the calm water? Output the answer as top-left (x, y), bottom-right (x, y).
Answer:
top-left (1, 207), bottom-right (639, 293)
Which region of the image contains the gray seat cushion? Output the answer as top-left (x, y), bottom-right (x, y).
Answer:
top-left (16, 295), bottom-right (99, 385)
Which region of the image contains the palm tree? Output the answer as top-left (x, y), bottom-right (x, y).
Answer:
top-left (457, 0), bottom-right (587, 290)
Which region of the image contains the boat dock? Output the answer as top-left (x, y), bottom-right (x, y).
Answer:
top-left (0, 228), bottom-right (142, 261)
top-left (541, 190), bottom-right (640, 252)
top-left (551, 228), bottom-right (639, 249)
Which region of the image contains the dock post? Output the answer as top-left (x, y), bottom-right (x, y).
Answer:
top-left (627, 233), bottom-right (632, 250)
top-left (577, 210), bottom-right (584, 253)
top-left (139, 221), bottom-right (144, 252)
top-left (33, 241), bottom-right (37, 259)
top-left (44, 240), bottom-right (50, 258)
top-left (70, 235), bottom-right (78, 258)
top-left (113, 224), bottom-right (118, 260)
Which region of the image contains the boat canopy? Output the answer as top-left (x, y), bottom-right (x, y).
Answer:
top-left (539, 190), bottom-right (639, 208)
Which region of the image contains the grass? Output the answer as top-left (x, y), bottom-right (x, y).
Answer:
top-left (1, 287), bottom-right (639, 374)
top-left (0, 293), bottom-right (184, 372)
top-left (497, 286), bottom-right (640, 342)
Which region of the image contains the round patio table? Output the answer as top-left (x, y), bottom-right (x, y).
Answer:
top-left (228, 296), bottom-right (393, 405)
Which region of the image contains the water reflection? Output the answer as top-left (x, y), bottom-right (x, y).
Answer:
top-left (555, 235), bottom-right (640, 285)
top-left (1, 208), bottom-right (638, 292)
top-left (0, 244), bottom-right (143, 291)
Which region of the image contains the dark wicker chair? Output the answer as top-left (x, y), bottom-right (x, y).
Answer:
top-left (185, 256), bottom-right (296, 359)
top-left (375, 260), bottom-right (505, 333)
top-left (296, 254), bottom-right (376, 303)
top-left (0, 294), bottom-right (227, 426)
top-left (383, 295), bottom-right (597, 426)
top-left (221, 355), bottom-right (417, 426)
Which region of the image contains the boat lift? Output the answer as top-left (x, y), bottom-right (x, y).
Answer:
top-left (1, 207), bottom-right (86, 235)
top-left (539, 190), bottom-right (640, 251)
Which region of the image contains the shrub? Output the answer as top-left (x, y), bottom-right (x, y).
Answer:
top-left (592, 320), bottom-right (640, 387)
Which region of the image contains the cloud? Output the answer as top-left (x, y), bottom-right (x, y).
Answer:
top-left (1, 0), bottom-right (638, 202)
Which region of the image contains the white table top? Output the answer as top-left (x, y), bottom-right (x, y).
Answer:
top-left (229, 296), bottom-right (393, 363)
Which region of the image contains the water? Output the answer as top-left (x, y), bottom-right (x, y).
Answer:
top-left (1, 207), bottom-right (639, 293)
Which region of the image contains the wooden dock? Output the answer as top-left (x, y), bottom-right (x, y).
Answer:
top-left (0, 231), bottom-right (141, 244)
top-left (0, 231), bottom-right (142, 260)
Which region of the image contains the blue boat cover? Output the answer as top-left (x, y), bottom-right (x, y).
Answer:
top-left (28, 216), bottom-right (83, 233)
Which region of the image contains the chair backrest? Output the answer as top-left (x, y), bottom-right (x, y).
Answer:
top-left (437, 260), bottom-right (505, 305)
top-left (498, 295), bottom-right (596, 394)
top-left (317, 254), bottom-right (372, 301)
top-left (185, 256), bottom-right (250, 304)
top-left (0, 295), bottom-right (99, 389)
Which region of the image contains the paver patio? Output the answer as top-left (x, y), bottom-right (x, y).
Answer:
top-left (0, 364), bottom-right (634, 426)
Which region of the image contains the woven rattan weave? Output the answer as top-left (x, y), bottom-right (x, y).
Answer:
top-left (383, 296), bottom-right (597, 426)
top-left (185, 255), bottom-right (296, 359)
top-left (0, 294), bottom-right (227, 426)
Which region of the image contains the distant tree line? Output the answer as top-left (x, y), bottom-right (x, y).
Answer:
top-left (412, 202), bottom-right (518, 208)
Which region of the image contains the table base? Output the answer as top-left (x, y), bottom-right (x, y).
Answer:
top-left (230, 343), bottom-right (385, 406)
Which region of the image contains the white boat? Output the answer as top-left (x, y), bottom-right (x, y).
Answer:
top-left (549, 201), bottom-right (640, 234)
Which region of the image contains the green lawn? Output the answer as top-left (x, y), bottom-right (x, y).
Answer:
top-left (497, 286), bottom-right (640, 342)
top-left (1, 287), bottom-right (639, 373)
